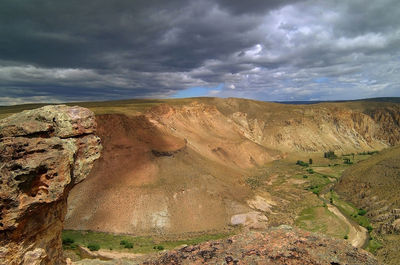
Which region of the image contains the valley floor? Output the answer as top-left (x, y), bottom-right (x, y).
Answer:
top-left (64, 151), bottom-right (380, 264)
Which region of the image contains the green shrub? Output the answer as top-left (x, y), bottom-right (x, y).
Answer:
top-left (367, 225), bottom-right (373, 232)
top-left (62, 237), bottom-right (74, 245)
top-left (309, 158), bottom-right (313, 164)
top-left (296, 160), bottom-right (309, 167)
top-left (358, 209), bottom-right (367, 216)
top-left (303, 175), bottom-right (308, 178)
top-left (153, 245), bottom-right (164, 251)
top-left (358, 151), bottom-right (379, 156)
top-left (87, 243), bottom-right (100, 251)
top-left (343, 158), bottom-right (353, 165)
top-left (344, 235), bottom-right (348, 240)
top-left (120, 240), bottom-right (129, 245)
top-left (306, 168), bottom-right (314, 174)
top-left (324, 151), bottom-right (337, 159)
top-left (124, 242), bottom-right (134, 249)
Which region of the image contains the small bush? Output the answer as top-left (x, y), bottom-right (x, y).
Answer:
top-left (124, 242), bottom-right (134, 249)
top-left (306, 168), bottom-right (314, 174)
top-left (303, 175), bottom-right (308, 178)
top-left (344, 235), bottom-right (348, 240)
top-left (62, 237), bottom-right (74, 245)
top-left (120, 240), bottom-right (129, 245)
top-left (367, 225), bottom-right (373, 232)
top-left (153, 245), bottom-right (164, 251)
top-left (358, 209), bottom-right (367, 216)
top-left (309, 158), bottom-right (313, 164)
top-left (329, 197), bottom-right (333, 204)
top-left (324, 151), bottom-right (337, 159)
top-left (296, 160), bottom-right (309, 167)
top-left (358, 151), bottom-right (379, 156)
top-left (343, 158), bottom-right (353, 165)
top-left (87, 243), bottom-right (100, 251)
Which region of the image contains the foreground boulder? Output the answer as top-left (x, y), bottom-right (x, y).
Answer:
top-left (0, 105), bottom-right (101, 265)
top-left (144, 226), bottom-right (379, 265)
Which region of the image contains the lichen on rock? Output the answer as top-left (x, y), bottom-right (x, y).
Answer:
top-left (0, 105), bottom-right (102, 265)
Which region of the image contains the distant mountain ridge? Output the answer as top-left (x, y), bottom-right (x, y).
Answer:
top-left (276, 97), bottom-right (400, 105)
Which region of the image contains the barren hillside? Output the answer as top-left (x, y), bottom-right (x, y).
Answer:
top-left (63, 98), bottom-right (400, 236)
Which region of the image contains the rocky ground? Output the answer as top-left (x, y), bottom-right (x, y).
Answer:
top-left (145, 226), bottom-right (379, 265)
top-left (73, 226), bottom-right (379, 265)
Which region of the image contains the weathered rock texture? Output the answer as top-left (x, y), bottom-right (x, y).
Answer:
top-left (144, 226), bottom-right (379, 265)
top-left (0, 105), bottom-right (101, 265)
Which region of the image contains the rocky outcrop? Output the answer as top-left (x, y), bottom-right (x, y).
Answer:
top-left (144, 226), bottom-right (379, 265)
top-left (366, 106), bottom-right (400, 145)
top-left (0, 105), bottom-right (101, 265)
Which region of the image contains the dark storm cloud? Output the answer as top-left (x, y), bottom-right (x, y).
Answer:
top-left (0, 0), bottom-right (399, 104)
top-left (215, 0), bottom-right (302, 15)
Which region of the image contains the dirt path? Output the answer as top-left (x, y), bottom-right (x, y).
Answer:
top-left (326, 204), bottom-right (368, 248)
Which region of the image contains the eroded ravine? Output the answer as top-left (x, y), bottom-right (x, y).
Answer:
top-left (319, 182), bottom-right (369, 249)
top-left (326, 204), bottom-right (368, 248)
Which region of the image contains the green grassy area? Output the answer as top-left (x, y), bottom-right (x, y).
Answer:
top-left (302, 171), bottom-right (332, 196)
top-left (62, 229), bottom-right (234, 254)
top-left (330, 191), bottom-right (370, 228)
top-left (366, 238), bottom-right (383, 254)
top-left (295, 206), bottom-right (349, 239)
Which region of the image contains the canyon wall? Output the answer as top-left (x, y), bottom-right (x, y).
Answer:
top-left (0, 105), bottom-right (101, 265)
top-left (66, 99), bottom-right (400, 236)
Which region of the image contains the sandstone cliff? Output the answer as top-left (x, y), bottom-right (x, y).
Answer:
top-left (0, 105), bottom-right (101, 265)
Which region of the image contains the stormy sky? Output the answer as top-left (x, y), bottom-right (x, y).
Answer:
top-left (0, 0), bottom-right (399, 105)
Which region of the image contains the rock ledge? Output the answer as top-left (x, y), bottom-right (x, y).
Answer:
top-left (0, 105), bottom-right (101, 265)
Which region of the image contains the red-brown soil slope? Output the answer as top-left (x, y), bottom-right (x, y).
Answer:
top-left (65, 98), bottom-right (400, 236)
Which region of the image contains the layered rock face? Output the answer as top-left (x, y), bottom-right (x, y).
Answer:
top-left (0, 105), bottom-right (101, 265)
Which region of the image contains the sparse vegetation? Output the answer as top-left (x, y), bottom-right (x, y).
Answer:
top-left (324, 151), bottom-right (337, 159)
top-left (87, 243), bottom-right (100, 251)
top-left (62, 230), bottom-right (234, 254)
top-left (357, 151), bottom-right (379, 155)
top-left (62, 237), bottom-right (75, 245)
top-left (295, 206), bottom-right (349, 239)
top-left (358, 209), bottom-right (367, 216)
top-left (367, 238), bottom-right (383, 254)
top-left (153, 245), bottom-right (164, 251)
top-left (343, 157), bottom-right (353, 165)
top-left (309, 158), bottom-right (313, 164)
top-left (245, 177), bottom-right (262, 189)
top-left (296, 160), bottom-right (309, 167)
top-left (120, 240), bottom-right (134, 249)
